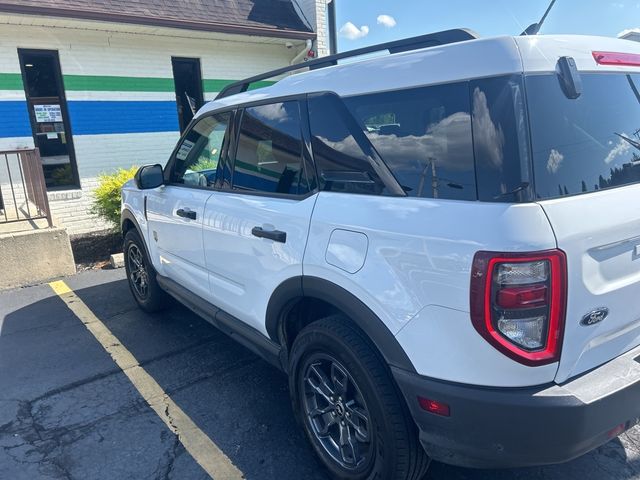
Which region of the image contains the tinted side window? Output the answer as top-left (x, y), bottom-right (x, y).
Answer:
top-left (232, 101), bottom-right (309, 195)
top-left (308, 94), bottom-right (389, 195)
top-left (527, 73), bottom-right (640, 199)
top-left (345, 82), bottom-right (476, 200)
top-left (171, 111), bottom-right (231, 188)
top-left (471, 75), bottom-right (531, 202)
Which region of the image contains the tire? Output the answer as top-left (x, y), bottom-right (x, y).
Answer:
top-left (289, 315), bottom-right (430, 480)
top-left (123, 228), bottom-right (168, 313)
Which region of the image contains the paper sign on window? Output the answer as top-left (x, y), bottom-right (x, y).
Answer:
top-left (34, 104), bottom-right (63, 123)
top-left (177, 140), bottom-right (195, 160)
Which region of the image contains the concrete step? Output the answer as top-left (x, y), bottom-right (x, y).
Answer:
top-left (0, 227), bottom-right (76, 290)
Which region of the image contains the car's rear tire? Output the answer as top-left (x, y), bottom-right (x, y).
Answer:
top-left (124, 229), bottom-right (168, 313)
top-left (289, 315), bottom-right (430, 480)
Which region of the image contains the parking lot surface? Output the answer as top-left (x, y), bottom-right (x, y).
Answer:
top-left (1, 268), bottom-right (640, 480)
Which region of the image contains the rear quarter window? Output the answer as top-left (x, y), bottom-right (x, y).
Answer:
top-left (343, 75), bottom-right (531, 202)
top-left (345, 82), bottom-right (476, 200)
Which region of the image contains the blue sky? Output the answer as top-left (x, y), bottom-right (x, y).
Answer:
top-left (334, 0), bottom-right (640, 50)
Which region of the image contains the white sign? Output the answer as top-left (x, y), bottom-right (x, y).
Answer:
top-left (176, 140), bottom-right (195, 160)
top-left (34, 104), bottom-right (63, 123)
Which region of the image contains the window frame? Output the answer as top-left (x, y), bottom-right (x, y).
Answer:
top-left (306, 91), bottom-right (407, 197)
top-left (163, 108), bottom-right (236, 192)
top-left (222, 94), bottom-right (319, 200)
top-left (18, 48), bottom-right (81, 191)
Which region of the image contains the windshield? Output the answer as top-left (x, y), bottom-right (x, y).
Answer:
top-left (527, 73), bottom-right (640, 199)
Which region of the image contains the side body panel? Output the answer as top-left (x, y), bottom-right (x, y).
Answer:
top-left (121, 180), bottom-right (149, 246)
top-left (202, 192), bottom-right (317, 334)
top-left (304, 192), bottom-right (559, 387)
top-left (145, 185), bottom-right (213, 302)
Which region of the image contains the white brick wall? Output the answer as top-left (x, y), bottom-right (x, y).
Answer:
top-left (295, 0), bottom-right (330, 57)
top-left (0, 17), bottom-right (319, 235)
top-left (0, 3), bottom-right (328, 235)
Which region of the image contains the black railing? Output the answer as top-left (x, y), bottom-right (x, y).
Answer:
top-left (0, 148), bottom-right (52, 227)
top-left (216, 28), bottom-right (479, 99)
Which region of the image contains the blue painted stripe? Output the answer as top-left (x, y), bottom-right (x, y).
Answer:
top-left (67, 101), bottom-right (179, 135)
top-left (0, 101), bottom-right (32, 138)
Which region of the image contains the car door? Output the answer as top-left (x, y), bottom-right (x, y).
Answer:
top-left (146, 110), bottom-right (233, 301)
top-left (203, 99), bottom-right (317, 334)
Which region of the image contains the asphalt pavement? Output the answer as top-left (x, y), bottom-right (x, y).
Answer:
top-left (1, 268), bottom-right (639, 480)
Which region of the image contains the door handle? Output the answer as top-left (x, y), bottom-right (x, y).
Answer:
top-left (176, 208), bottom-right (196, 220)
top-left (251, 226), bottom-right (287, 243)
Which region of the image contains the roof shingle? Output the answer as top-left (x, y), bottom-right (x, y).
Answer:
top-left (0, 0), bottom-right (314, 39)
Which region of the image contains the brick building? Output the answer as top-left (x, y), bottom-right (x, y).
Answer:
top-left (0, 0), bottom-right (332, 234)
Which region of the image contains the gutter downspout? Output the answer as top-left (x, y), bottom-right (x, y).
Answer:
top-left (290, 39), bottom-right (313, 65)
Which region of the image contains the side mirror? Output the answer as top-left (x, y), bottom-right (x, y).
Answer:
top-left (135, 164), bottom-right (164, 189)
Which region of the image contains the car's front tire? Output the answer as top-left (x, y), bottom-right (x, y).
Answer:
top-left (289, 315), bottom-right (430, 480)
top-left (124, 229), bottom-right (168, 313)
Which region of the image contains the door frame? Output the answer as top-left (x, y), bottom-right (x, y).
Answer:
top-left (17, 48), bottom-right (80, 190)
top-left (171, 57), bottom-right (205, 133)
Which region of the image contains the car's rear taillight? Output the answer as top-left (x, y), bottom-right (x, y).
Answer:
top-left (470, 250), bottom-right (567, 366)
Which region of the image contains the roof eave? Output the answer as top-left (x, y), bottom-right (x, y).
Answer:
top-left (0, 3), bottom-right (316, 40)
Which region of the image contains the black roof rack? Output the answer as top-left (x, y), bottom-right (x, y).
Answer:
top-left (215, 28), bottom-right (479, 99)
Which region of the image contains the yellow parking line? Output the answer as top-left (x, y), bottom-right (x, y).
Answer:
top-left (49, 280), bottom-right (244, 480)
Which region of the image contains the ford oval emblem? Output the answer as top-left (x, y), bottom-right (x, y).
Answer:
top-left (580, 308), bottom-right (609, 327)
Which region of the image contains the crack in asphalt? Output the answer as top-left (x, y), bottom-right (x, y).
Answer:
top-left (0, 335), bottom-right (259, 479)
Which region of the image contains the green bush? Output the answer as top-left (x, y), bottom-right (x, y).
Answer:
top-left (91, 166), bottom-right (138, 230)
top-left (191, 157), bottom-right (218, 172)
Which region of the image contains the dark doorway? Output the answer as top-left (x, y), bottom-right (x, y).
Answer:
top-left (172, 57), bottom-right (204, 133)
top-left (18, 49), bottom-right (79, 189)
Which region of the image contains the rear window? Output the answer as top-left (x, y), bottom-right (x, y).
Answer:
top-left (527, 73), bottom-right (640, 199)
top-left (344, 75), bottom-right (530, 202)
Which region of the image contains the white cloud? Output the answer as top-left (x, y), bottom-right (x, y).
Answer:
top-left (377, 14), bottom-right (397, 28)
top-left (547, 149), bottom-right (564, 174)
top-left (253, 103), bottom-right (289, 123)
top-left (472, 87), bottom-right (505, 169)
top-left (618, 27), bottom-right (640, 38)
top-left (611, 2), bottom-right (625, 7)
top-left (605, 135), bottom-right (632, 164)
top-left (339, 22), bottom-right (369, 40)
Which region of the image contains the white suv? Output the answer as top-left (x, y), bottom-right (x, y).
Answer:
top-left (121, 29), bottom-right (640, 479)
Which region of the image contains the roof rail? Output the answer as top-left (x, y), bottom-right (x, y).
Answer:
top-left (215, 28), bottom-right (479, 99)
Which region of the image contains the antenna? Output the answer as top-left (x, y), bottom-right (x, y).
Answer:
top-left (521, 0), bottom-right (557, 36)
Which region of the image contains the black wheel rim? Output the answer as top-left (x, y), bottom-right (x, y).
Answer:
top-left (301, 353), bottom-right (372, 471)
top-left (127, 244), bottom-right (149, 299)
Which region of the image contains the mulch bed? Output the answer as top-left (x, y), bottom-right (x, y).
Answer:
top-left (70, 230), bottom-right (123, 271)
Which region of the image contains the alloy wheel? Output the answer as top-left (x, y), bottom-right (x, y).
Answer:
top-left (301, 353), bottom-right (373, 471)
top-left (127, 243), bottom-right (149, 299)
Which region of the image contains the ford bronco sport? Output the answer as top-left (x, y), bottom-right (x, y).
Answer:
top-left (122, 29), bottom-right (640, 479)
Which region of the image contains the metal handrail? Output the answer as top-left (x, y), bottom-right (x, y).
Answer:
top-left (0, 148), bottom-right (52, 227)
top-left (215, 28), bottom-right (479, 99)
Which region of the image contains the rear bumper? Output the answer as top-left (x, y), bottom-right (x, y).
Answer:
top-left (392, 347), bottom-right (640, 468)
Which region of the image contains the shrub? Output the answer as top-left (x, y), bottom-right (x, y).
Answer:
top-left (91, 166), bottom-right (138, 230)
top-left (191, 157), bottom-right (218, 172)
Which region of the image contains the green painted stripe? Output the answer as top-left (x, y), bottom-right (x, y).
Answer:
top-left (62, 74), bottom-right (175, 92)
top-left (0, 72), bottom-right (278, 93)
top-left (203, 79), bottom-right (276, 93)
top-left (0, 73), bottom-right (24, 90)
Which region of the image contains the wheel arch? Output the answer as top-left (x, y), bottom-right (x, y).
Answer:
top-left (121, 208), bottom-right (153, 263)
top-left (121, 208), bottom-right (141, 237)
top-left (266, 276), bottom-right (417, 373)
